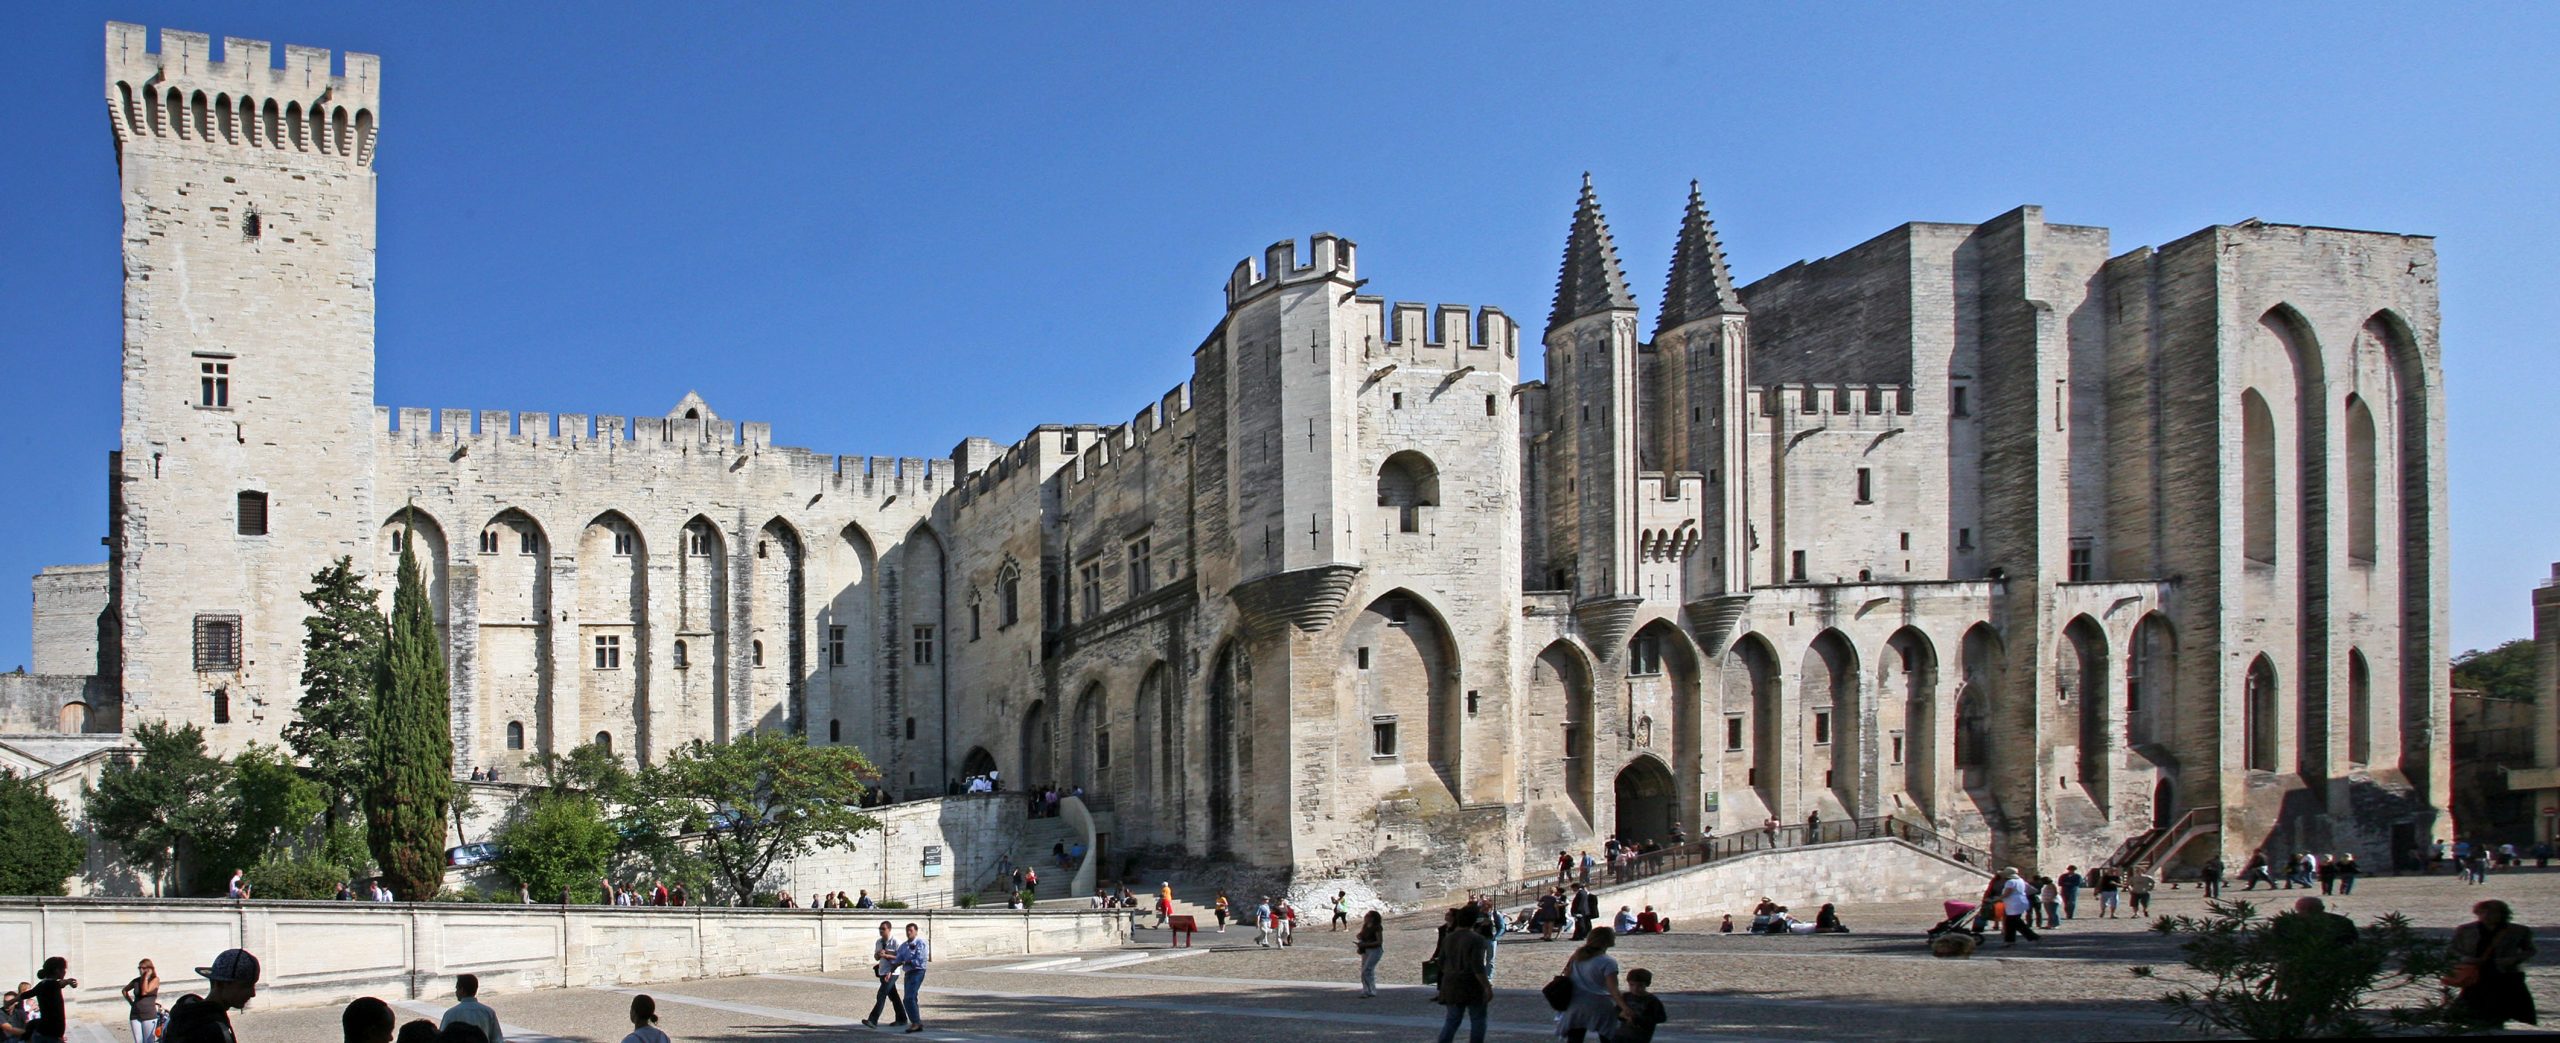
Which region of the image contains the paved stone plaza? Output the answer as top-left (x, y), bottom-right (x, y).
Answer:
top-left (85, 870), bottom-right (2546, 1042)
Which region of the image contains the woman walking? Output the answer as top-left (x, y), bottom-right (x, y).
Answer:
top-left (1354, 911), bottom-right (1385, 998)
top-left (1213, 892), bottom-right (1231, 933)
top-left (1555, 926), bottom-right (1631, 1042)
top-left (1430, 905), bottom-right (1492, 1043)
top-left (2448, 899), bottom-right (2537, 1030)
top-left (120, 959), bottom-right (160, 1043)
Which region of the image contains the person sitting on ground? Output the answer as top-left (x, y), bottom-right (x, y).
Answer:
top-left (1614, 906), bottom-right (1638, 935)
top-left (344, 997), bottom-right (397, 1043)
top-left (1616, 968), bottom-right (1670, 1043)
top-left (1635, 906), bottom-right (1662, 934)
top-left (440, 974), bottom-right (505, 1043)
top-left (1718, 914), bottom-right (1734, 934)
top-left (1813, 903), bottom-right (1850, 933)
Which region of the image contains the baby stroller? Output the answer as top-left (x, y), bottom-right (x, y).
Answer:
top-left (1925, 900), bottom-right (1984, 940)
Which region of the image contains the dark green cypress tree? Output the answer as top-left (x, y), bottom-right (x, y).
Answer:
top-left (285, 555), bottom-right (384, 827)
top-left (365, 540), bottom-right (451, 901)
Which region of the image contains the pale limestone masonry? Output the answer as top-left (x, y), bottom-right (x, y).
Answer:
top-left (1585, 838), bottom-right (1989, 926)
top-left (0, 897), bottom-right (1125, 1014)
top-left (38, 24), bottom-right (2448, 896)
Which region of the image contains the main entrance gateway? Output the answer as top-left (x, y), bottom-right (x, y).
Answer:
top-left (1613, 757), bottom-right (1677, 843)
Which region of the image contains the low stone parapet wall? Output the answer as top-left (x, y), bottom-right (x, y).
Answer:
top-left (1591, 838), bottom-right (1990, 924)
top-left (0, 897), bottom-right (1127, 1017)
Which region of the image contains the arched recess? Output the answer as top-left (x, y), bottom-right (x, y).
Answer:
top-left (1888, 627), bottom-right (1939, 817)
top-left (1020, 699), bottom-right (1054, 787)
top-left (579, 512), bottom-right (649, 764)
top-left (1348, 590), bottom-right (1462, 801)
top-left (1205, 639), bottom-right (1249, 857)
top-left (2347, 648), bottom-right (2373, 766)
top-left (676, 516), bottom-right (729, 744)
top-left (1800, 630), bottom-right (1860, 816)
top-left (1725, 633), bottom-right (1782, 817)
top-left (1130, 662), bottom-right (1173, 841)
top-left (478, 509), bottom-right (553, 760)
top-left (898, 524), bottom-right (949, 788)
top-left (2363, 309), bottom-right (2428, 781)
top-left (2060, 615), bottom-right (2111, 807)
top-left (1628, 619), bottom-right (1702, 831)
top-left (818, 523), bottom-right (878, 749)
top-left (959, 746), bottom-right (997, 781)
top-left (2125, 613), bottom-right (2177, 750)
top-left (2241, 389), bottom-right (2279, 566)
top-left (751, 519), bottom-right (807, 734)
top-left (2345, 395), bottom-right (2378, 564)
top-left (1070, 681), bottom-right (1105, 791)
top-left (2256, 305), bottom-right (2331, 781)
top-left (1613, 755), bottom-right (1678, 845)
top-left (1955, 625), bottom-right (2004, 800)
top-left (1530, 641), bottom-right (1598, 827)
top-left (377, 508), bottom-right (451, 630)
top-left (1375, 451), bottom-right (1441, 534)
top-left (58, 702), bottom-right (86, 732)
top-left (2244, 654), bottom-right (2280, 772)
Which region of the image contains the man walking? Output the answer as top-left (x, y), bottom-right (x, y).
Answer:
top-left (440, 974), bottom-right (505, 1043)
top-left (2199, 858), bottom-right (2225, 898)
top-left (1254, 896), bottom-right (1276, 948)
top-left (859, 921), bottom-right (905, 1028)
top-left (895, 923), bottom-right (930, 1034)
top-left (1570, 883), bottom-right (1600, 941)
top-left (2127, 865), bottom-right (2157, 917)
top-left (2057, 865), bottom-right (2084, 919)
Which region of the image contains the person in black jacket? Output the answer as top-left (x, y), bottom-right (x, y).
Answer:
top-left (20, 958), bottom-right (73, 1043)
top-left (1569, 885), bottom-right (1600, 941)
top-left (161, 949), bottom-right (259, 1043)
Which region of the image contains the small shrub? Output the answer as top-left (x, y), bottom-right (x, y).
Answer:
top-left (242, 855), bottom-right (347, 901)
top-left (2135, 898), bottom-right (2460, 1038)
top-left (878, 899), bottom-right (908, 910)
top-left (955, 894), bottom-right (978, 909)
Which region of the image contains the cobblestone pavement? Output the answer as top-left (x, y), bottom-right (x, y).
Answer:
top-left (102, 869), bottom-right (2559, 1041)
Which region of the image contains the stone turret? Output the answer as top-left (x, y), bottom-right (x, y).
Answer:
top-left (1541, 176), bottom-right (1646, 655)
top-left (1655, 182), bottom-right (1756, 640)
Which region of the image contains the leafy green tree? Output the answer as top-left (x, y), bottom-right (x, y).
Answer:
top-left (633, 732), bottom-right (880, 904)
top-left (86, 722), bottom-right (232, 895)
top-left (2136, 898), bottom-right (2460, 1037)
top-left (241, 854), bottom-right (350, 900)
top-left (366, 541), bottom-right (452, 902)
top-left (0, 770), bottom-right (81, 895)
top-left (2451, 638), bottom-right (2537, 703)
top-left (207, 744), bottom-right (327, 873)
top-left (285, 556), bottom-right (385, 823)
top-left (494, 791), bottom-right (621, 903)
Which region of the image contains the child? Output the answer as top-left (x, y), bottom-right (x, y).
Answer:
top-left (1618, 967), bottom-right (1669, 1042)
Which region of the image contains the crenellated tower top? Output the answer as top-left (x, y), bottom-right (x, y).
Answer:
top-left (104, 22), bottom-right (380, 168)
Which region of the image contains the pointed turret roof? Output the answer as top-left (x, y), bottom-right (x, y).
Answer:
top-left (1657, 180), bottom-right (1744, 332)
top-left (1548, 173), bottom-right (1638, 333)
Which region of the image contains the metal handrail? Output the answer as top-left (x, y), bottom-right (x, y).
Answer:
top-left (2112, 807), bottom-right (2219, 870)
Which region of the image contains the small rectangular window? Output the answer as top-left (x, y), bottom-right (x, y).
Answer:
top-left (970, 604), bottom-right (983, 641)
top-left (480, 530), bottom-right (499, 554)
top-left (1096, 729), bottom-right (1111, 768)
top-left (1899, 531), bottom-right (1911, 551)
top-left (193, 614), bottom-right (242, 672)
top-left (1630, 634), bottom-right (1664, 676)
top-left (1486, 394), bottom-right (1498, 416)
top-left (593, 634), bottom-right (621, 670)
top-left (1127, 536), bottom-right (1154, 595)
top-left (912, 625), bottom-right (936, 666)
top-left (519, 530), bottom-right (539, 555)
top-left (1790, 550), bottom-right (1808, 583)
top-left (1813, 710), bottom-right (1833, 746)
top-left (687, 529), bottom-right (712, 556)
top-left (1079, 562), bottom-right (1104, 620)
top-left (612, 530), bottom-right (634, 556)
top-left (1890, 730), bottom-right (1906, 765)
top-left (236, 491), bottom-right (268, 536)
top-left (1725, 714), bottom-right (1745, 752)
top-left (1466, 689), bottom-right (1480, 715)
top-left (2068, 540), bottom-right (2094, 582)
top-left (829, 625), bottom-right (847, 667)
top-left (1387, 599), bottom-right (1409, 626)
top-left (211, 687), bottom-right (231, 724)
top-left (906, 716), bottom-right (917, 740)
top-left (1391, 392), bottom-right (1404, 409)
top-left (1357, 647), bottom-right (1371, 670)
top-left (1958, 528), bottom-right (1975, 551)
top-left (1854, 468), bottom-right (1872, 504)
top-left (197, 358), bottom-right (231, 409)
top-left (1952, 385), bottom-right (1970, 417)
top-left (1371, 717), bottom-right (1398, 758)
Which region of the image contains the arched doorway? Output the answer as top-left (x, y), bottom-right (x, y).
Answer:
top-left (1613, 757), bottom-right (1677, 845)
top-left (2152, 776), bottom-right (2176, 830)
top-left (960, 746), bottom-right (997, 782)
top-left (1020, 700), bottom-right (1054, 786)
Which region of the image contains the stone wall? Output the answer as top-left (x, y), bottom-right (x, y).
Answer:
top-left (30, 564), bottom-right (108, 678)
top-left (0, 897), bottom-right (1125, 1016)
top-left (1584, 838), bottom-right (1988, 924)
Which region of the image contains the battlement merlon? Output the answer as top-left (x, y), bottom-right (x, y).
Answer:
top-left (1378, 301), bottom-right (1519, 362)
top-left (1226, 233), bottom-right (1357, 308)
top-left (106, 23), bottom-right (380, 165)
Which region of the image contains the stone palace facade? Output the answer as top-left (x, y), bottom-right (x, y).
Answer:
top-left (22, 23), bottom-right (2453, 891)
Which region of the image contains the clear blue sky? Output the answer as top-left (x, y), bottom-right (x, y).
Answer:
top-left (2, 3), bottom-right (2553, 671)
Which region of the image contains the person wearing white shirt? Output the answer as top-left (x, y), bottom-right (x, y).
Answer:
top-left (1998, 868), bottom-right (2041, 946)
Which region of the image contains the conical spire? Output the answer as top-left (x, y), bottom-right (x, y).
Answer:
top-left (1658, 180), bottom-right (1744, 333)
top-left (1548, 173), bottom-right (1638, 333)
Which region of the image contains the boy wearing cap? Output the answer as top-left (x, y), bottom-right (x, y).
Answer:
top-left (163, 949), bottom-right (259, 1043)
